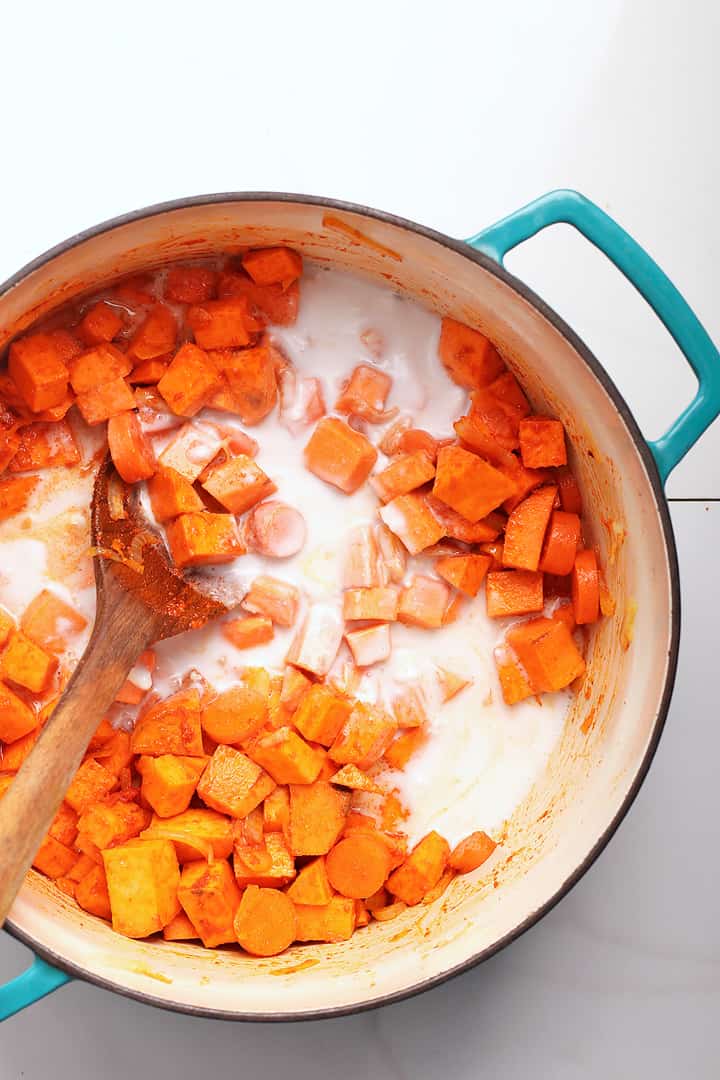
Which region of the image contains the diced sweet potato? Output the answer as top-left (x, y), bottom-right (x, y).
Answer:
top-left (386, 830), bottom-right (450, 906)
top-left (0, 430), bottom-right (21, 475)
top-left (370, 451), bottom-right (435, 502)
top-left (449, 831), bottom-right (497, 873)
top-left (454, 412), bottom-right (517, 465)
top-left (375, 522), bottom-right (407, 582)
top-left (0, 476), bottom-right (38, 520)
top-left (392, 685), bottom-right (427, 729)
top-left (278, 367), bottom-right (325, 435)
top-left (77, 301), bottom-right (125, 346)
top-left (131, 689), bottom-right (205, 757)
top-left (222, 615), bottom-right (274, 650)
top-left (494, 649), bottom-right (534, 705)
top-left (20, 589), bottom-right (87, 654)
top-left (329, 764), bottom-right (384, 793)
top-left (137, 754), bottom-right (207, 818)
top-left (539, 510), bottom-right (582, 576)
top-left (434, 554), bottom-right (491, 597)
top-left (486, 570), bottom-right (544, 618)
top-left (343, 525), bottom-right (386, 588)
top-left (157, 342), bottom-right (221, 417)
top-left (242, 246), bottom-right (303, 287)
top-left (398, 575), bottom-right (451, 629)
top-left (8, 330), bottom-right (78, 412)
top-left (468, 387), bottom-right (522, 450)
top-left (263, 785), bottom-right (290, 834)
top-left (165, 265), bottom-right (218, 304)
top-left (128, 358), bottom-right (169, 385)
top-left (147, 467), bottom-right (204, 522)
top-left (92, 729), bottom-right (133, 777)
top-left (218, 271), bottom-right (299, 326)
top-left (499, 454), bottom-right (549, 513)
top-left (304, 413), bottom-right (378, 493)
top-left (162, 910), bottom-right (200, 941)
top-left (572, 548), bottom-right (601, 625)
top-left (65, 759), bottom-right (116, 813)
top-left (384, 727), bottom-right (428, 769)
top-left (291, 684), bottom-right (351, 748)
top-left (76, 377), bottom-right (135, 425)
top-left (343, 586), bottom-right (399, 622)
top-left (201, 454), bottom-right (276, 514)
top-left (187, 297), bottom-right (259, 349)
top-left (335, 364), bottom-right (393, 423)
top-left (502, 485), bottom-right (557, 572)
top-left (433, 445), bottom-right (515, 523)
top-left (103, 838), bottom-right (180, 938)
top-left (234, 831), bottom-right (295, 888)
top-left (210, 345), bottom-right (277, 425)
top-left (177, 859), bottom-right (242, 947)
top-left (378, 493), bottom-right (444, 555)
top-left (488, 371), bottom-right (531, 422)
top-left (286, 602), bottom-right (344, 677)
top-left (8, 421), bottom-right (80, 472)
top-left (286, 856), bottom-right (333, 906)
top-left (241, 576), bottom-right (300, 628)
top-left (166, 511), bottom-right (245, 569)
top-left (506, 616), bottom-right (586, 692)
top-left (76, 801), bottom-right (150, 861)
top-left (69, 343), bottom-right (132, 394)
top-left (556, 465), bottom-right (583, 515)
top-left (33, 834), bottom-right (79, 879)
top-left (329, 702), bottom-right (397, 770)
top-left (158, 421), bottom-right (224, 482)
top-left (423, 495), bottom-right (502, 544)
top-left (0, 630), bottom-right (57, 693)
top-left (436, 667), bottom-right (471, 702)
top-left (438, 318), bottom-right (505, 390)
top-left (128, 304), bottom-right (177, 361)
top-left (47, 801), bottom-right (79, 847)
top-left (519, 416), bottom-right (567, 468)
top-left (345, 623), bottom-right (392, 667)
top-left (75, 862), bottom-right (112, 920)
top-left (0, 725), bottom-right (38, 773)
top-left (141, 808), bottom-right (233, 862)
top-left (288, 781), bottom-right (350, 855)
top-left (293, 896), bottom-right (356, 942)
top-left (197, 744), bottom-right (275, 817)
top-left (248, 727), bottom-right (325, 785)
top-left (113, 273), bottom-right (155, 306)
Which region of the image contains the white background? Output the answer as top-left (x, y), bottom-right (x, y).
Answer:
top-left (1, 1), bottom-right (719, 1075)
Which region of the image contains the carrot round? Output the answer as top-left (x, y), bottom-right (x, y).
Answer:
top-left (572, 548), bottom-right (600, 624)
top-left (107, 411), bottom-right (156, 483)
top-left (233, 885), bottom-right (296, 956)
top-left (539, 510), bottom-right (581, 575)
top-left (449, 830), bottom-right (497, 873)
top-left (325, 834), bottom-right (392, 899)
top-left (244, 500), bottom-right (307, 558)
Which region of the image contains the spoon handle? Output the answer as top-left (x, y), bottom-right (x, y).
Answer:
top-left (0, 592), bottom-right (157, 926)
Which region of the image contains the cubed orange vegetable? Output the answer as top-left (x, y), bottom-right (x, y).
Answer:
top-left (128, 358), bottom-right (169, 384)
top-left (454, 412), bottom-right (517, 465)
top-left (392, 685), bottom-right (427, 729)
top-left (468, 386), bottom-right (523, 450)
top-left (433, 445), bottom-right (516, 522)
top-left (370, 450), bottom-right (435, 503)
top-left (177, 859), bottom-right (242, 947)
top-left (556, 465), bottom-right (583, 515)
top-left (166, 512), bottom-right (245, 569)
top-left (8, 421), bottom-right (80, 472)
top-left (140, 808), bottom-right (233, 862)
top-left (65, 759), bottom-right (116, 813)
top-left (384, 727), bottom-right (427, 769)
top-left (286, 602), bottom-right (344, 677)
top-left (434, 554), bottom-right (491, 597)
top-left (343, 525), bottom-right (386, 588)
top-left (222, 615), bottom-right (274, 650)
top-left (519, 417), bottom-right (567, 468)
top-left (147, 467), bottom-right (204, 522)
top-left (286, 856), bottom-right (333, 906)
top-left (498, 454), bottom-right (549, 513)
top-left (539, 510), bottom-right (582, 575)
top-left (248, 727), bottom-right (325, 785)
top-left (449, 831), bottom-right (497, 873)
top-left (76, 801), bottom-right (150, 861)
top-left (201, 454), bottom-right (276, 514)
top-left (386, 831), bottom-right (450, 906)
top-left (378, 492), bottom-right (444, 555)
top-left (187, 297), bottom-right (259, 350)
top-left (197, 744), bottom-right (276, 818)
top-left (343, 586), bottom-right (399, 622)
top-left (68, 343), bottom-right (132, 394)
top-left (329, 763), bottom-right (383, 793)
top-left (436, 667), bottom-right (471, 702)
top-left (76, 376), bottom-right (135, 425)
top-left (494, 649), bottom-right (534, 705)
top-left (304, 417), bottom-right (378, 494)
top-left (209, 345), bottom-right (277, 424)
top-left (157, 342), bottom-right (221, 417)
top-left (103, 838), bottom-right (180, 938)
top-left (33, 834), bottom-right (79, 879)
top-left (46, 801), bottom-right (79, 848)
top-left (291, 684), bottom-right (352, 748)
top-left (113, 273), bottom-right (155, 306)
top-left (128, 304), bottom-right (177, 361)
top-left (278, 367), bottom-right (325, 435)
top-left (162, 910), bottom-right (200, 941)
top-left (502, 485), bottom-right (557, 572)
top-left (234, 831), bottom-right (295, 888)
top-left (201, 671), bottom-right (270, 746)
top-left (507, 616), bottom-right (586, 692)
top-left (242, 246), bottom-right (303, 287)
top-left (165, 265), bottom-right (218, 304)
top-left (158, 421), bottom-right (225, 482)
top-left (398, 575), bottom-right (451, 629)
top-left (77, 302), bottom-right (125, 347)
top-left (293, 896), bottom-right (356, 943)
top-left (375, 522), bottom-right (408, 582)
top-left (345, 623), bottom-right (392, 667)
top-left (335, 364), bottom-right (393, 423)
top-left (263, 785), bottom-right (290, 834)
top-left (288, 781), bottom-right (350, 855)
top-left (75, 862), bottom-right (112, 920)
top-left (438, 318), bottom-right (505, 390)
top-left (1, 725), bottom-right (39, 773)
top-left (486, 570), bottom-right (544, 618)
top-left (131, 689), bottom-right (205, 757)
top-left (92, 729), bottom-right (133, 776)
top-left (488, 371), bottom-right (531, 421)
top-left (218, 271), bottom-right (300, 326)
top-left (0, 476), bottom-right (39, 520)
top-left (0, 630), bottom-right (57, 693)
top-left (8, 330), bottom-right (78, 412)
top-left (241, 576), bottom-right (300, 628)
top-left (572, 548), bottom-right (600, 625)
top-left (424, 495), bottom-right (502, 545)
top-left (20, 589), bottom-right (87, 654)
top-left (330, 702), bottom-right (397, 770)
top-left (137, 754), bottom-right (207, 818)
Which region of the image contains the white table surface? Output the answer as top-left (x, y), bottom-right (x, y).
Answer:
top-left (1, 1), bottom-right (719, 1075)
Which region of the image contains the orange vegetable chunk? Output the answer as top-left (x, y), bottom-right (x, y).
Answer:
top-left (572, 548), bottom-right (601, 624)
top-left (288, 781), bottom-right (350, 855)
top-left (495, 649), bottom-right (534, 704)
top-left (486, 569), bottom-right (543, 618)
top-left (556, 465), bottom-right (583, 515)
top-left (438, 317), bottom-right (505, 390)
top-left (131, 689), bottom-right (205, 757)
top-left (103, 838), bottom-right (180, 938)
top-left (335, 364), bottom-right (392, 422)
top-left (343, 586), bottom-right (399, 622)
top-left (140, 808), bottom-right (233, 863)
top-left (434, 554), bottom-right (491, 597)
top-left (502, 485), bottom-right (557, 571)
top-left (69, 343), bottom-right (131, 394)
top-left (166, 512), bottom-right (245, 569)
top-left (137, 754), bottom-right (207, 818)
top-left (241, 575), bottom-right (300, 628)
top-left (76, 801), bottom-right (150, 861)
top-left (8, 330), bottom-right (77, 412)
top-left (202, 454), bottom-right (276, 514)
top-left (386, 831), bottom-right (450, 906)
top-left (187, 297), bottom-right (258, 350)
top-left (64, 759), bottom-right (115, 813)
top-left (304, 417), bottom-right (377, 494)
top-left (343, 525), bottom-right (386, 588)
top-left (107, 410), bottom-right (156, 482)
top-left (326, 834), bottom-right (392, 899)
top-left (234, 831), bottom-right (295, 888)
top-left (165, 265), bottom-right (218, 304)
top-left (0, 477), bottom-right (37, 520)
top-left (1, 725), bottom-right (39, 773)
top-left (392, 685), bottom-right (427, 729)
top-left (398, 575), bottom-right (451, 629)
top-left (263, 785), bottom-right (290, 833)
top-left (286, 602), bottom-right (344, 677)
top-left (539, 510), bottom-right (582, 575)
top-left (286, 856), bottom-right (333, 906)
top-left (75, 862), bottom-right (112, 920)
top-left (8, 421), bottom-right (80, 472)
top-left (433, 445), bottom-right (515, 523)
top-left (20, 590), bottom-right (86, 654)
top-left (76, 376), bottom-right (135, 425)
top-left (242, 246), bottom-right (303, 287)
top-left (177, 859), bottom-right (242, 947)
top-left (234, 884), bottom-right (296, 956)
top-left (162, 910), bottom-right (200, 941)
top-left (330, 702), bottom-right (397, 770)
top-left (78, 301), bottom-right (124, 346)
top-left (248, 727), bottom-right (325, 785)
top-left (158, 421), bottom-right (224, 482)
top-left (449, 831), bottom-right (497, 873)
top-left (201, 671), bottom-right (269, 745)
top-left (436, 667), bottom-right (471, 702)
top-left (197, 744), bottom-right (276, 817)
top-left (0, 630), bottom-right (57, 693)
top-left (378, 493), bottom-right (444, 555)
top-left (128, 304), bottom-right (177, 361)
top-left (33, 835), bottom-right (79, 879)
top-left (519, 416), bottom-right (567, 468)
top-left (370, 450), bottom-right (435, 503)
top-left (210, 345), bottom-right (278, 425)
top-left (293, 895), bottom-right (355, 942)
top-left (222, 615), bottom-right (274, 650)
top-left (147, 467), bottom-right (204, 521)
top-left (157, 342), bottom-right (221, 417)
top-left (292, 684), bottom-right (352, 747)
top-left (507, 616), bottom-right (586, 693)
top-left (384, 727), bottom-right (428, 769)
top-left (345, 623), bottom-right (392, 667)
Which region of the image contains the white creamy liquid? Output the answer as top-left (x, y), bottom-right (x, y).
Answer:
top-left (0, 264), bottom-right (569, 847)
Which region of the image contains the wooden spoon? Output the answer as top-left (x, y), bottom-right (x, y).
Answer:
top-left (0, 455), bottom-right (229, 924)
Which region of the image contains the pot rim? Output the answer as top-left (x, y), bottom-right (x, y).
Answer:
top-left (1, 191), bottom-right (681, 1022)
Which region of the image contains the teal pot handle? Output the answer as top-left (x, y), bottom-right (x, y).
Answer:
top-left (0, 953), bottom-right (71, 1022)
top-left (466, 189), bottom-right (720, 483)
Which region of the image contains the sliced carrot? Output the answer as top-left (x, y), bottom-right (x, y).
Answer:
top-left (128, 304), bottom-right (177, 361)
top-left (77, 301), bottom-right (125, 346)
top-left (485, 570), bottom-right (544, 618)
top-left (201, 454), bottom-right (276, 514)
top-left (304, 417), bottom-right (377, 494)
top-left (438, 318), bottom-right (505, 390)
top-left (539, 510), bottom-right (581, 575)
top-left (572, 548), bottom-right (600, 625)
top-left (434, 554), bottom-right (491, 597)
top-left (242, 247), bottom-right (303, 287)
top-left (164, 265), bottom-right (218, 304)
top-left (244, 500), bottom-right (307, 558)
top-left (222, 615), bottom-right (274, 650)
top-left (502, 485), bottom-right (557, 572)
top-left (519, 416), bottom-right (567, 468)
top-left (449, 831), bottom-right (497, 872)
top-left (107, 411), bottom-right (156, 483)
top-left (556, 465), bottom-right (583, 515)
top-left (398, 575), bottom-right (451, 629)
top-left (433, 446), bottom-right (516, 522)
top-left (325, 834), bottom-right (392, 899)
top-left (370, 450), bottom-right (435, 502)
top-left (507, 616), bottom-right (586, 692)
top-left (335, 364), bottom-right (393, 423)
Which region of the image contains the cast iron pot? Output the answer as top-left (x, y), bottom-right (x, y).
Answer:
top-left (1, 190), bottom-right (719, 1022)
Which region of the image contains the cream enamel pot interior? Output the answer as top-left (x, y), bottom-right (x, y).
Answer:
top-left (1, 191), bottom-right (719, 1022)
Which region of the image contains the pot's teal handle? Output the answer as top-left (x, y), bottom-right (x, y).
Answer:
top-left (0, 953), bottom-right (71, 1022)
top-left (466, 189), bottom-right (720, 483)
